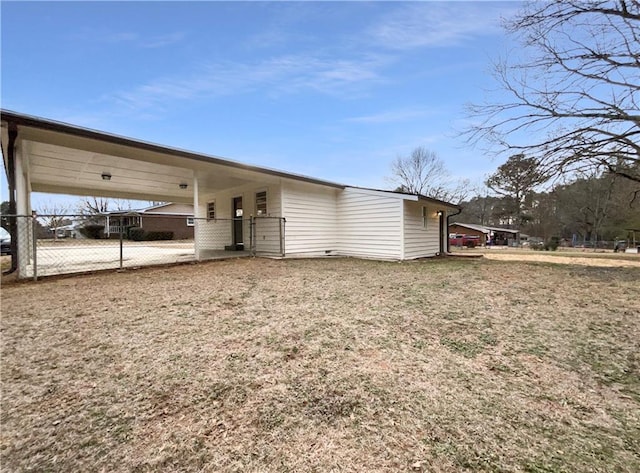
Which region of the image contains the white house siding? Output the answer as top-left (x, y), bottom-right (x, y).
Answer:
top-left (281, 180), bottom-right (339, 256)
top-left (194, 219), bottom-right (232, 253)
top-left (403, 200), bottom-right (440, 259)
top-left (194, 179), bottom-right (444, 260)
top-left (254, 217), bottom-right (284, 255)
top-left (336, 188), bottom-right (402, 259)
top-left (195, 182), bottom-right (282, 255)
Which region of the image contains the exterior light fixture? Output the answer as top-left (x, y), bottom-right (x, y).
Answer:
top-left (436, 210), bottom-right (443, 216)
top-left (101, 172), bottom-right (112, 181)
top-left (179, 183), bottom-right (188, 189)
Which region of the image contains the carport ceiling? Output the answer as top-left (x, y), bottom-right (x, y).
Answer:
top-left (26, 141), bottom-right (198, 203)
top-left (24, 141), bottom-right (255, 203)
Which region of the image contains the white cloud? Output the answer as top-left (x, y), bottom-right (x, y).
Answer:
top-left (110, 54), bottom-right (389, 111)
top-left (103, 32), bottom-right (139, 43)
top-left (141, 32), bottom-right (186, 49)
top-left (73, 29), bottom-right (185, 49)
top-left (346, 108), bottom-right (435, 124)
top-left (369, 2), bottom-right (515, 50)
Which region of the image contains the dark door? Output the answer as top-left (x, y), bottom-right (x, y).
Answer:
top-left (233, 196), bottom-right (243, 247)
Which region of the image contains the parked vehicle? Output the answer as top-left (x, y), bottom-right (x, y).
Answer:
top-left (614, 240), bottom-right (627, 252)
top-left (449, 234), bottom-right (480, 248)
top-left (0, 227), bottom-right (11, 255)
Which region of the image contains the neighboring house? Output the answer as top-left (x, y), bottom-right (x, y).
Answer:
top-left (449, 222), bottom-right (520, 246)
top-left (104, 203), bottom-right (194, 240)
top-left (2, 110), bottom-right (459, 278)
top-left (449, 223), bottom-right (489, 246)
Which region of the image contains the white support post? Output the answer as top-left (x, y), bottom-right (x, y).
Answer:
top-left (14, 141), bottom-right (31, 278)
top-left (193, 175), bottom-right (201, 261)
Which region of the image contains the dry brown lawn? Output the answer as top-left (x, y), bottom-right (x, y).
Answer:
top-left (1, 257), bottom-right (639, 472)
top-left (0, 255), bottom-right (10, 272)
top-left (479, 251), bottom-right (640, 268)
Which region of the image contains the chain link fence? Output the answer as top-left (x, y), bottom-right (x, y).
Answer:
top-left (2, 214), bottom-right (285, 280)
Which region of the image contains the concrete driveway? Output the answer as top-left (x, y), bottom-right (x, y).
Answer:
top-left (31, 240), bottom-right (196, 277)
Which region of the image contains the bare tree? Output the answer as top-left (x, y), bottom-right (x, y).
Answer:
top-left (76, 197), bottom-right (133, 215)
top-left (388, 147), bottom-right (470, 203)
top-left (455, 185), bottom-right (501, 226)
top-left (77, 197), bottom-right (109, 215)
top-left (38, 204), bottom-right (70, 240)
top-left (466, 0), bottom-right (640, 183)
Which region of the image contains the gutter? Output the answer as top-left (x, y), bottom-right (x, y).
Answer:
top-left (446, 207), bottom-right (463, 254)
top-left (2, 122), bottom-right (18, 275)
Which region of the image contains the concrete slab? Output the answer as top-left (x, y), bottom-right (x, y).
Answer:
top-left (24, 241), bottom-right (250, 278)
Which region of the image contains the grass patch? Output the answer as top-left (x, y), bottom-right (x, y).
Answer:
top-left (1, 257), bottom-right (639, 472)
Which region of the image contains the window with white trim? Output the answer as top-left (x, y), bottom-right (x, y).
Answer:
top-left (256, 191), bottom-right (267, 216)
top-left (186, 217), bottom-right (195, 226)
top-left (207, 201), bottom-right (216, 220)
top-left (422, 206), bottom-right (428, 228)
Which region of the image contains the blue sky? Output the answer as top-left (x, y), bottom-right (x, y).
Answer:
top-left (1, 1), bottom-right (520, 210)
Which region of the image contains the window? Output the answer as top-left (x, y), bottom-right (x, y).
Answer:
top-left (186, 217), bottom-right (194, 226)
top-left (207, 201), bottom-right (216, 220)
top-left (256, 191), bottom-right (267, 216)
top-left (422, 206), bottom-right (428, 228)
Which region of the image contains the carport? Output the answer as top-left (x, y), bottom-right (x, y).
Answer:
top-left (1, 110), bottom-right (309, 277)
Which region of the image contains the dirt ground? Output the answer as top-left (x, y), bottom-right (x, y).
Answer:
top-left (1, 257), bottom-right (639, 472)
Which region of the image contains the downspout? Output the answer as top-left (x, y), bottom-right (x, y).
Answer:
top-left (3, 122), bottom-right (18, 275)
top-left (446, 207), bottom-right (462, 254)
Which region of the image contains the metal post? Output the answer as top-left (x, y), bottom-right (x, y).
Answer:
top-left (250, 216), bottom-right (255, 256)
top-left (119, 218), bottom-right (124, 270)
top-left (32, 216), bottom-right (38, 281)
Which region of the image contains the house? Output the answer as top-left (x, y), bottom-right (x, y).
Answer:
top-left (449, 222), bottom-right (490, 246)
top-left (448, 222), bottom-right (520, 246)
top-left (1, 110), bottom-right (460, 278)
top-left (104, 203), bottom-right (194, 240)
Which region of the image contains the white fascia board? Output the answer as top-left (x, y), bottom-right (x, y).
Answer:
top-left (343, 186), bottom-right (418, 201)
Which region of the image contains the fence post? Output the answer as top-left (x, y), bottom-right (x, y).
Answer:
top-left (250, 216), bottom-right (256, 256)
top-left (119, 218), bottom-right (124, 270)
top-left (32, 216), bottom-right (38, 281)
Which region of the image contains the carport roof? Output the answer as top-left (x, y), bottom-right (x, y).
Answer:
top-left (1, 109), bottom-right (345, 201)
top-left (451, 222), bottom-right (519, 234)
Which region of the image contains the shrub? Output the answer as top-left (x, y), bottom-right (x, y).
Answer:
top-left (146, 231), bottom-right (174, 241)
top-left (128, 227), bottom-right (146, 241)
top-left (78, 224), bottom-right (103, 239)
top-left (544, 237), bottom-right (560, 251)
top-left (128, 228), bottom-right (174, 241)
